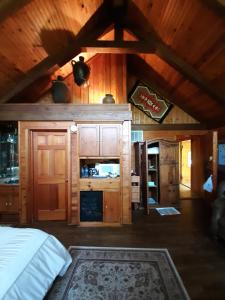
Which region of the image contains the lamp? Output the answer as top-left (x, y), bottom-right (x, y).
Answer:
top-left (71, 56), bottom-right (90, 86)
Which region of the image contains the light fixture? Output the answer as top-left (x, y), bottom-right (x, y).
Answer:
top-left (70, 124), bottom-right (78, 133)
top-left (71, 56), bottom-right (90, 86)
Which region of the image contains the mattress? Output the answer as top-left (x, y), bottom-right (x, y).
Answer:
top-left (0, 227), bottom-right (72, 300)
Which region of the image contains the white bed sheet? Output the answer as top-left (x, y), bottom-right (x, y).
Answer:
top-left (0, 227), bottom-right (72, 300)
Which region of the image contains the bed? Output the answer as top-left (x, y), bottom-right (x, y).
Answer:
top-left (0, 227), bottom-right (72, 300)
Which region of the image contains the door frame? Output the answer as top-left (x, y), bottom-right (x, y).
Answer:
top-left (19, 121), bottom-right (74, 224)
top-left (180, 139), bottom-right (191, 188)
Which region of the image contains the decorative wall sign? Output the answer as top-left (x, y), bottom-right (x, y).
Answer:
top-left (129, 82), bottom-right (172, 123)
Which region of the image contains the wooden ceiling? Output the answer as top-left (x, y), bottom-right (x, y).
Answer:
top-left (0, 0), bottom-right (225, 127)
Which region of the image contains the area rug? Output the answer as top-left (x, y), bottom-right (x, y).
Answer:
top-left (47, 246), bottom-right (190, 300)
top-left (156, 207), bottom-right (181, 216)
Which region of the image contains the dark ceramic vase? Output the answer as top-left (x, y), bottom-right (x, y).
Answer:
top-left (71, 56), bottom-right (90, 86)
top-left (52, 76), bottom-right (70, 103)
top-left (102, 94), bottom-right (115, 104)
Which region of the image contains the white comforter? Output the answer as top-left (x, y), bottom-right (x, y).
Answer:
top-left (0, 227), bottom-right (72, 300)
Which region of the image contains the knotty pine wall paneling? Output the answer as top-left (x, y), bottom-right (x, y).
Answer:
top-left (65, 54), bottom-right (127, 104)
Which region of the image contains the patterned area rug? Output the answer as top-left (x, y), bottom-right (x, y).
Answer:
top-left (47, 246), bottom-right (190, 300)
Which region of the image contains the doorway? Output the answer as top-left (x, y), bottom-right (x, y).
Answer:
top-left (32, 130), bottom-right (68, 221)
top-left (180, 140), bottom-right (192, 198)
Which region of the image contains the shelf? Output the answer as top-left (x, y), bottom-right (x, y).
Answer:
top-left (148, 168), bottom-right (157, 171)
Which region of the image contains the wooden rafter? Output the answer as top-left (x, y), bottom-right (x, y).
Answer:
top-left (203, 0), bottom-right (225, 17)
top-left (125, 1), bottom-right (225, 106)
top-left (1, 1), bottom-right (112, 103)
top-left (2, 0), bottom-right (224, 108)
top-left (81, 40), bottom-right (154, 54)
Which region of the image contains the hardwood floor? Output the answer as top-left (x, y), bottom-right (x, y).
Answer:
top-left (32, 198), bottom-right (225, 300)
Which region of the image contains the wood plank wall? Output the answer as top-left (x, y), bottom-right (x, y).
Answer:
top-left (40, 54), bottom-right (127, 104)
top-left (39, 53), bottom-right (199, 126)
top-left (131, 105), bottom-right (199, 125)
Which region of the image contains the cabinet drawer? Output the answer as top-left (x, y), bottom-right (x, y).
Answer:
top-left (132, 186), bottom-right (139, 193)
top-left (132, 191), bottom-right (140, 203)
top-left (80, 178), bottom-right (120, 191)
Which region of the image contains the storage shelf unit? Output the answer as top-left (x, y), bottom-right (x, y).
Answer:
top-left (131, 175), bottom-right (140, 203)
top-left (142, 139), bottom-right (180, 214)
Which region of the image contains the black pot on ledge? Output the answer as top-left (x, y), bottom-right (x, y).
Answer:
top-left (102, 94), bottom-right (115, 104)
top-left (51, 76), bottom-right (70, 103)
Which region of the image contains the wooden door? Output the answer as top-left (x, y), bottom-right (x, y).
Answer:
top-left (33, 131), bottom-right (67, 221)
top-left (78, 124), bottom-right (99, 156)
top-left (103, 191), bottom-right (120, 223)
top-left (100, 125), bottom-right (120, 156)
top-left (191, 131), bottom-right (218, 198)
top-left (159, 140), bottom-right (179, 206)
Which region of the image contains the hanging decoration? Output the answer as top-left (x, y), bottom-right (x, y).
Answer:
top-left (129, 81), bottom-right (172, 123)
top-left (71, 56), bottom-right (90, 86)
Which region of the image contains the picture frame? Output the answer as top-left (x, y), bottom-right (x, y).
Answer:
top-left (128, 81), bottom-right (172, 123)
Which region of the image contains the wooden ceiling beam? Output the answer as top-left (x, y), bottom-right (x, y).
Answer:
top-left (0, 0), bottom-right (32, 23)
top-left (1, 2), bottom-right (113, 103)
top-left (81, 40), bottom-right (154, 54)
top-left (125, 1), bottom-right (225, 106)
top-left (203, 0), bottom-right (225, 17)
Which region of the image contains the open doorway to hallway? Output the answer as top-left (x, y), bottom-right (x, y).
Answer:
top-left (180, 140), bottom-right (192, 198)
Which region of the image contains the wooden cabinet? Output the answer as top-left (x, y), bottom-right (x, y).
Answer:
top-left (104, 191), bottom-right (120, 223)
top-left (0, 185), bottom-right (19, 212)
top-left (78, 123), bottom-right (122, 224)
top-left (0, 185), bottom-right (19, 222)
top-left (142, 139), bottom-right (179, 213)
top-left (79, 178), bottom-right (121, 224)
top-left (75, 118), bottom-right (131, 226)
top-left (131, 176), bottom-right (140, 203)
top-left (80, 178), bottom-right (120, 191)
top-left (78, 124), bottom-right (99, 156)
top-left (78, 124), bottom-right (121, 157)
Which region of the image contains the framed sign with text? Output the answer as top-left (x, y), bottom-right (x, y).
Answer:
top-left (129, 82), bottom-right (172, 123)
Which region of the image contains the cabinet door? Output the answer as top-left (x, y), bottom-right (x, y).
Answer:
top-left (160, 140), bottom-right (179, 164)
top-left (78, 124), bottom-right (99, 156)
top-left (159, 141), bottom-right (179, 205)
top-left (100, 125), bottom-right (120, 156)
top-left (0, 186), bottom-right (18, 212)
top-left (160, 184), bottom-right (179, 206)
top-left (0, 188), bottom-right (11, 211)
top-left (103, 191), bottom-right (120, 223)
